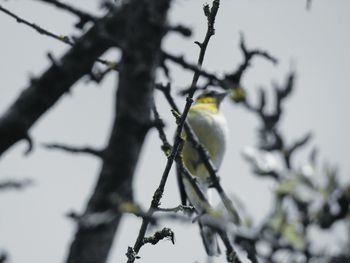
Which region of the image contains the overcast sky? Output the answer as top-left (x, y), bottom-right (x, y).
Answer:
top-left (0, 0), bottom-right (350, 263)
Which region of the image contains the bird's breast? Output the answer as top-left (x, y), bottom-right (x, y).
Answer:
top-left (182, 107), bottom-right (228, 179)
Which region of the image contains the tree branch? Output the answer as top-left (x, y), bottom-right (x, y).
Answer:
top-left (0, 5), bottom-right (118, 70)
top-left (0, 4), bottom-right (72, 44)
top-left (33, 0), bottom-right (97, 28)
top-left (141, 227), bottom-right (175, 246)
top-left (0, 4), bottom-right (129, 158)
top-left (43, 143), bottom-right (104, 158)
top-left (127, 2), bottom-right (222, 261)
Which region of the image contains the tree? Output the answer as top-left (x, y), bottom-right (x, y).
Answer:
top-left (0, 1), bottom-right (349, 263)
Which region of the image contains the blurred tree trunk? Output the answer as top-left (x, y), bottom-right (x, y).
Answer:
top-left (65, 1), bottom-right (171, 263)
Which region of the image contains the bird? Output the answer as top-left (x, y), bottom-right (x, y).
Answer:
top-left (177, 89), bottom-right (228, 256)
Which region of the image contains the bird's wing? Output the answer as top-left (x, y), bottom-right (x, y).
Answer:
top-left (176, 163), bottom-right (187, 206)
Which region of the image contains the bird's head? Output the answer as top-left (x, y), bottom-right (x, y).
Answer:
top-left (195, 90), bottom-right (228, 108)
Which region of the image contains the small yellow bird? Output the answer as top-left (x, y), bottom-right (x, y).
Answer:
top-left (178, 89), bottom-right (228, 256)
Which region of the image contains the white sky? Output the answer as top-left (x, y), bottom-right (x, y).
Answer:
top-left (0, 0), bottom-right (349, 262)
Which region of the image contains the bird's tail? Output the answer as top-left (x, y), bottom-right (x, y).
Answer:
top-left (199, 222), bottom-right (221, 256)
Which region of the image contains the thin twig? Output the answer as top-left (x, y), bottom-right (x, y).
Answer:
top-left (284, 132), bottom-right (312, 169)
top-left (34, 0), bottom-right (97, 28)
top-left (190, 0), bottom-right (220, 88)
top-left (156, 205), bottom-right (195, 213)
top-left (0, 5), bottom-right (73, 44)
top-left (42, 143), bottom-right (104, 158)
top-left (127, 2), bottom-right (223, 261)
top-left (127, 94), bottom-right (196, 263)
top-left (161, 51), bottom-right (221, 85)
top-left (141, 228), bottom-right (175, 246)
top-left (0, 5), bottom-right (117, 69)
top-left (225, 33), bottom-right (277, 88)
top-left (219, 231), bottom-right (243, 263)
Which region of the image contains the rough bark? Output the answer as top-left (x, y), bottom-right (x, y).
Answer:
top-left (65, 1), bottom-right (171, 263)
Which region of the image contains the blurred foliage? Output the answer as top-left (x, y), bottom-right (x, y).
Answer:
top-left (234, 77), bottom-right (350, 262)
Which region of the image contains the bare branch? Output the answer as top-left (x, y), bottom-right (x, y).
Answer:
top-left (43, 143), bottom-right (104, 158)
top-left (284, 132), bottom-right (312, 168)
top-left (219, 231), bottom-right (242, 263)
top-left (0, 5), bottom-right (73, 45)
top-left (0, 4), bottom-right (128, 158)
top-left (129, 88), bottom-right (196, 263)
top-left (127, 2), bottom-right (223, 261)
top-left (0, 5), bottom-right (117, 69)
top-left (141, 227), bottom-right (175, 246)
top-left (161, 51), bottom-right (221, 84)
top-left (152, 104), bottom-right (172, 156)
top-left (225, 33), bottom-right (278, 87)
top-left (156, 205), bottom-right (195, 214)
top-left (34, 0), bottom-right (97, 28)
top-left (166, 24), bottom-right (192, 37)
